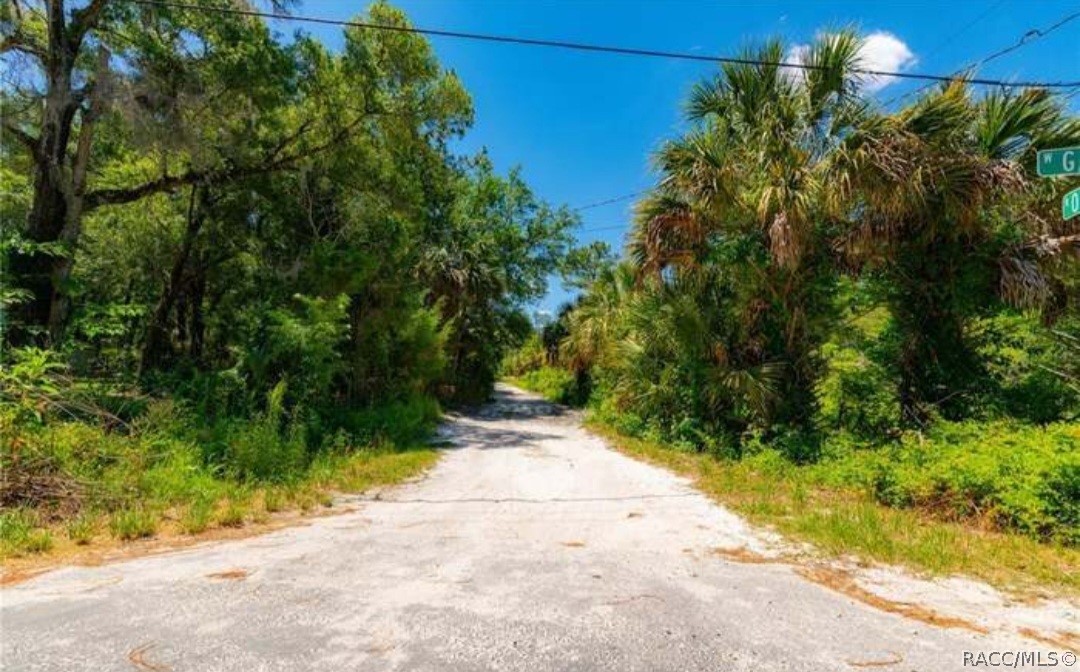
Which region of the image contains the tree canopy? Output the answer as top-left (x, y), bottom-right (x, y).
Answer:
top-left (2, 0), bottom-right (586, 414)
top-left (543, 31), bottom-right (1080, 456)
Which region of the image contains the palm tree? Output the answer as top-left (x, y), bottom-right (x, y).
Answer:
top-left (832, 83), bottom-right (1080, 420)
top-left (626, 33), bottom-right (869, 433)
top-left (560, 262), bottom-right (636, 373)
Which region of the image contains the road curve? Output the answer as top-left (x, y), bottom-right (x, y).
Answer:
top-left (0, 385), bottom-right (1036, 671)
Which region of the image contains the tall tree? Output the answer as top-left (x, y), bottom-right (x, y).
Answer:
top-left (420, 153), bottom-right (577, 401)
top-left (0, 0), bottom-right (366, 343)
top-left (833, 84), bottom-right (1080, 419)
top-left (629, 34), bottom-right (868, 431)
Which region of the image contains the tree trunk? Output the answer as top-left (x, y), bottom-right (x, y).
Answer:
top-left (11, 52), bottom-right (77, 343)
top-left (9, 2), bottom-right (106, 345)
top-left (140, 187), bottom-right (207, 374)
top-left (188, 257), bottom-right (207, 363)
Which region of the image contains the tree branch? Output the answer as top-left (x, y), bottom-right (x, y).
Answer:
top-left (84, 112), bottom-right (373, 211)
top-left (1, 117), bottom-right (40, 156)
top-left (68, 0), bottom-right (109, 48)
top-left (1, 33), bottom-right (48, 61)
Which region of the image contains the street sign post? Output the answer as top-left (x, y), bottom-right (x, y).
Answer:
top-left (1037, 146), bottom-right (1080, 177)
top-left (1064, 187), bottom-right (1080, 222)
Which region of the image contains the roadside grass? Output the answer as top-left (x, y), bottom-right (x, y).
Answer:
top-left (587, 421), bottom-right (1080, 598)
top-left (0, 442), bottom-right (439, 565)
top-left (507, 367), bottom-right (583, 405)
top-left (1, 390), bottom-right (442, 568)
top-left (109, 508), bottom-right (159, 541)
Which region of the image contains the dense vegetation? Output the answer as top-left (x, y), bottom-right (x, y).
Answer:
top-left (0, 1), bottom-right (588, 556)
top-left (2, 4), bottom-right (1078, 579)
top-left (506, 34), bottom-right (1080, 549)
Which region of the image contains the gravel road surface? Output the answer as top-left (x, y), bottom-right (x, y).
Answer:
top-left (0, 385), bottom-right (1050, 671)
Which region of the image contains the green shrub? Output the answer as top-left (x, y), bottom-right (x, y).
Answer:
top-left (180, 499), bottom-right (214, 534)
top-left (0, 347), bottom-right (69, 424)
top-left (1040, 458), bottom-right (1080, 546)
top-left (337, 393), bottom-right (440, 446)
top-left (247, 294), bottom-right (349, 411)
top-left (501, 333), bottom-right (546, 377)
top-left (974, 314), bottom-right (1080, 423)
top-left (816, 340), bottom-right (900, 439)
top-left (219, 381), bottom-right (307, 482)
top-left (0, 509), bottom-right (53, 556)
top-left (821, 421), bottom-right (1080, 544)
top-left (515, 366), bottom-right (586, 405)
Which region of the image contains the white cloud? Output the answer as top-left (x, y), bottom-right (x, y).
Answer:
top-left (858, 31), bottom-right (916, 92)
top-left (783, 31), bottom-right (915, 92)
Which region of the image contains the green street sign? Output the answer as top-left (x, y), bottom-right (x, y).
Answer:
top-left (1037, 146), bottom-right (1080, 177)
top-left (1064, 187), bottom-right (1080, 221)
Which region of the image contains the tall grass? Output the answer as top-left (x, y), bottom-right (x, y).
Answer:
top-left (0, 391), bottom-right (441, 560)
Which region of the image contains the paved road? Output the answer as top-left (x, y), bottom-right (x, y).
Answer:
top-left (0, 385), bottom-right (1037, 671)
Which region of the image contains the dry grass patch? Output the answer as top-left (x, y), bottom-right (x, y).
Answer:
top-left (206, 568), bottom-right (249, 581)
top-left (795, 565), bottom-right (988, 633)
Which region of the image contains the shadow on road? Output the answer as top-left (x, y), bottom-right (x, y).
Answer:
top-left (465, 386), bottom-right (570, 420)
top-left (436, 385), bottom-right (575, 451)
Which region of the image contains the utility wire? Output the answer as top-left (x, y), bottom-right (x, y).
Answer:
top-left (578, 223), bottom-right (633, 234)
top-left (131, 0), bottom-right (1080, 89)
top-left (574, 190), bottom-right (647, 212)
top-left (576, 5), bottom-right (1080, 236)
top-left (976, 9), bottom-right (1080, 64)
top-left (881, 8), bottom-right (1080, 108)
top-left (574, 192), bottom-right (653, 234)
top-left (919, 0), bottom-right (1007, 62)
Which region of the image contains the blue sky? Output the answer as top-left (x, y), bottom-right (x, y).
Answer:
top-left (292, 0), bottom-right (1080, 317)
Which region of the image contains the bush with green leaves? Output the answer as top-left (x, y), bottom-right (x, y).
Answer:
top-left (216, 382), bottom-right (307, 483)
top-left (814, 307), bottom-right (902, 439)
top-left (819, 421), bottom-right (1080, 545)
top-left (500, 333), bottom-right (546, 378)
top-left (973, 313), bottom-right (1080, 423)
top-left (246, 295), bottom-right (350, 411)
top-left (514, 366), bottom-right (579, 405)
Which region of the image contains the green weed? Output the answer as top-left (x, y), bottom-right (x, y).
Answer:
top-left (109, 508), bottom-right (158, 541)
top-left (66, 514), bottom-right (98, 545)
top-left (217, 500), bottom-right (248, 528)
top-left (0, 510), bottom-right (53, 556)
top-left (180, 500), bottom-right (214, 534)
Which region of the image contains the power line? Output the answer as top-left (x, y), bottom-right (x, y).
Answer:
top-left (578, 223), bottom-right (631, 234)
top-left (574, 190), bottom-right (647, 212)
top-left (131, 0), bottom-right (1080, 89)
top-left (920, 0), bottom-right (1007, 62)
top-left (574, 6), bottom-right (1078, 236)
top-left (881, 8), bottom-right (1080, 108)
top-left (977, 9), bottom-right (1080, 64)
top-left (573, 191), bottom-right (652, 235)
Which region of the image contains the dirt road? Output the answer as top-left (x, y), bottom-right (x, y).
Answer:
top-left (0, 385), bottom-right (1058, 670)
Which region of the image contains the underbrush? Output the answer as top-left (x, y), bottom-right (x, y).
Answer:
top-left (509, 366), bottom-right (588, 406)
top-left (0, 393), bottom-right (440, 560)
top-left (818, 422), bottom-right (1080, 546)
top-left (586, 405), bottom-right (1079, 547)
top-left (589, 420), bottom-right (1080, 596)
